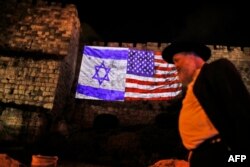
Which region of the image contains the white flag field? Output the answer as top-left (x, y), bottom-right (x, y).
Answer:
top-left (75, 46), bottom-right (182, 101)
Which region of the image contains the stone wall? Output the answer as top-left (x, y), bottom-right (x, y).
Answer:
top-left (0, 55), bottom-right (59, 109)
top-left (0, 0), bottom-right (80, 142)
top-left (1, 0), bottom-right (249, 134)
top-left (0, 106), bottom-right (49, 143)
top-left (209, 45), bottom-right (250, 90)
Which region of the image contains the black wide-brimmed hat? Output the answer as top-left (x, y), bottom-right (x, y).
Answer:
top-left (162, 41), bottom-right (211, 64)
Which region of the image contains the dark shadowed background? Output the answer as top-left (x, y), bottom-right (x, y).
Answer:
top-left (72, 1), bottom-right (250, 46)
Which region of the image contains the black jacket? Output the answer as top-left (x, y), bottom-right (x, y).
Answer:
top-left (193, 58), bottom-right (250, 154)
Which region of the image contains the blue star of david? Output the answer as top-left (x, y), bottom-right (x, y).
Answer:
top-left (92, 61), bottom-right (111, 85)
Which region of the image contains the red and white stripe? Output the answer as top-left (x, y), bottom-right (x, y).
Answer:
top-left (125, 52), bottom-right (182, 101)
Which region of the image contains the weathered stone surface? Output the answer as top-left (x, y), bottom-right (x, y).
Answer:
top-left (0, 1), bottom-right (80, 117)
top-left (0, 1), bottom-right (79, 57)
top-left (0, 56), bottom-right (60, 109)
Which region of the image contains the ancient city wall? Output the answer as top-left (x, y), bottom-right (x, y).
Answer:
top-left (0, 0), bottom-right (249, 138)
top-left (0, 0), bottom-right (80, 142)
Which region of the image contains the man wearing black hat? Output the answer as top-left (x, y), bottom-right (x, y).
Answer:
top-left (162, 42), bottom-right (250, 167)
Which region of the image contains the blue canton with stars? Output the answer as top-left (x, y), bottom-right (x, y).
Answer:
top-left (92, 61), bottom-right (111, 85)
top-left (127, 49), bottom-right (154, 77)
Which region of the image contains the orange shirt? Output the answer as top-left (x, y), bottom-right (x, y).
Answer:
top-left (179, 69), bottom-right (219, 150)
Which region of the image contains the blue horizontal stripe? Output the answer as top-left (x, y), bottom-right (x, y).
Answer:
top-left (76, 84), bottom-right (125, 101)
top-left (83, 46), bottom-right (128, 60)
